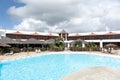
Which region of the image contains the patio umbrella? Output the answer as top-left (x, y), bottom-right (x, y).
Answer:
top-left (105, 43), bottom-right (117, 47)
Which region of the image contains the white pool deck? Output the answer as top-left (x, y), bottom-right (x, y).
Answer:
top-left (0, 50), bottom-right (120, 61)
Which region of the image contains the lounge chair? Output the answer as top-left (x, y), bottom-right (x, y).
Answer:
top-left (35, 49), bottom-right (41, 53)
top-left (5, 51), bottom-right (14, 55)
top-left (35, 49), bottom-right (38, 53)
top-left (38, 49), bottom-right (41, 53)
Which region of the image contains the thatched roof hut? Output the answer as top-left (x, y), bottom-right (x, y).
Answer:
top-left (22, 38), bottom-right (45, 44)
top-left (45, 39), bottom-right (55, 44)
top-left (0, 37), bottom-right (18, 44)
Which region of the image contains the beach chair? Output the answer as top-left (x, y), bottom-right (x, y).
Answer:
top-left (38, 49), bottom-right (41, 53)
top-left (35, 49), bottom-right (38, 53)
top-left (5, 51), bottom-right (13, 55)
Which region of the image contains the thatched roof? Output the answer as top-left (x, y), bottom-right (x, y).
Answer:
top-left (22, 38), bottom-right (45, 44)
top-left (45, 39), bottom-right (55, 44)
top-left (59, 29), bottom-right (68, 34)
top-left (0, 37), bottom-right (18, 44)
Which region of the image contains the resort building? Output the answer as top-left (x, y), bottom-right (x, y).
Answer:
top-left (0, 29), bottom-right (120, 49)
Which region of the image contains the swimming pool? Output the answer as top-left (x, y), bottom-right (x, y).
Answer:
top-left (1, 52), bottom-right (120, 80)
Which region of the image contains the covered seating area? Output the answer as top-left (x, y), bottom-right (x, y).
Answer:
top-left (0, 37), bottom-right (53, 55)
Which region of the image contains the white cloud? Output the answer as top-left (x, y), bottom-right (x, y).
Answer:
top-left (13, 18), bottom-right (48, 31)
top-left (8, 0), bottom-right (120, 33)
top-left (13, 18), bottom-right (62, 33)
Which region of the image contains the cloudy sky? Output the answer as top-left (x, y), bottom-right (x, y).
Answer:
top-left (0, 0), bottom-right (120, 33)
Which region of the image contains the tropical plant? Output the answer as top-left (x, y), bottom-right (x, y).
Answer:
top-left (55, 37), bottom-right (64, 45)
top-left (40, 48), bottom-right (46, 51)
top-left (27, 47), bottom-right (33, 51)
top-left (86, 42), bottom-right (98, 51)
top-left (49, 37), bottom-right (65, 51)
top-left (74, 41), bottom-right (82, 47)
top-left (9, 47), bottom-right (20, 53)
top-left (70, 40), bottom-right (83, 51)
top-left (0, 48), bottom-right (3, 55)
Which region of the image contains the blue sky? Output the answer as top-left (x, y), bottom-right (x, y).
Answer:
top-left (0, 0), bottom-right (23, 29)
top-left (0, 0), bottom-right (120, 33)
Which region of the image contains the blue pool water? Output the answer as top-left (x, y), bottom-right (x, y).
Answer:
top-left (1, 52), bottom-right (120, 80)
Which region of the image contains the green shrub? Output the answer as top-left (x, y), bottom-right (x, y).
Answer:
top-left (27, 47), bottom-right (33, 51)
top-left (40, 48), bottom-right (46, 51)
top-left (9, 47), bottom-right (20, 53)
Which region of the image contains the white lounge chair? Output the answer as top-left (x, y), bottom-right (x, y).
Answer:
top-left (38, 49), bottom-right (41, 53)
top-left (5, 51), bottom-right (13, 55)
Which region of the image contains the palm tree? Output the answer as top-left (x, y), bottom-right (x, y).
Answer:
top-left (74, 41), bottom-right (82, 47)
top-left (86, 42), bottom-right (98, 51)
top-left (49, 37), bottom-right (65, 51)
top-left (55, 37), bottom-right (64, 47)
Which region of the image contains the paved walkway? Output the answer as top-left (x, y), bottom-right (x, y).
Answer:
top-left (61, 66), bottom-right (120, 80)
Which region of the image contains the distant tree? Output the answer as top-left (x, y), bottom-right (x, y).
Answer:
top-left (86, 42), bottom-right (98, 50)
top-left (49, 37), bottom-right (65, 51)
top-left (74, 41), bottom-right (82, 47)
top-left (55, 37), bottom-right (64, 47)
